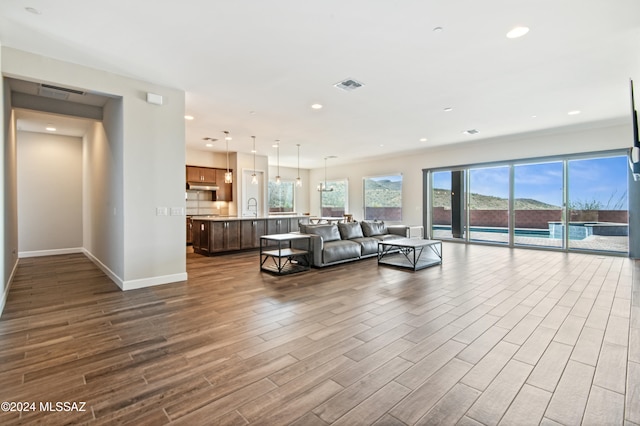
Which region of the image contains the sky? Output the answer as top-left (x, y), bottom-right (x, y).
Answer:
top-left (432, 155), bottom-right (629, 209)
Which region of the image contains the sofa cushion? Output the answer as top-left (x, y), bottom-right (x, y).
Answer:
top-left (373, 233), bottom-right (404, 242)
top-left (351, 237), bottom-right (380, 256)
top-left (323, 240), bottom-right (361, 264)
top-left (305, 224), bottom-right (341, 242)
top-left (338, 222), bottom-right (364, 240)
top-left (361, 221), bottom-right (389, 237)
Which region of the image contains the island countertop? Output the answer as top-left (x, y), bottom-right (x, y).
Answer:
top-left (189, 214), bottom-right (308, 222)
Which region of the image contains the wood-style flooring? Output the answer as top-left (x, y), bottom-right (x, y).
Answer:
top-left (0, 243), bottom-right (638, 425)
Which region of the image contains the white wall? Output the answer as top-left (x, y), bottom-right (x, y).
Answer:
top-left (309, 121), bottom-right (632, 226)
top-left (17, 131), bottom-right (83, 255)
top-left (1, 49), bottom-right (21, 316)
top-left (2, 47), bottom-right (187, 291)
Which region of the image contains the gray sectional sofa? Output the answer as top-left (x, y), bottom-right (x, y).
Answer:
top-left (294, 221), bottom-right (408, 267)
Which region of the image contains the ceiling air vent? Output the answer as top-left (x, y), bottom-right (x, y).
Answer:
top-left (463, 129), bottom-right (480, 135)
top-left (334, 78), bottom-right (365, 92)
top-left (38, 83), bottom-right (86, 100)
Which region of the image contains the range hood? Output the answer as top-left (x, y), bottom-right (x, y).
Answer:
top-left (186, 182), bottom-right (219, 191)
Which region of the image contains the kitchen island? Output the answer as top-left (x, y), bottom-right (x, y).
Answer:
top-left (190, 215), bottom-right (309, 255)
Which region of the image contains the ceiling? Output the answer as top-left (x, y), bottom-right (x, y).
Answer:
top-left (1, 1), bottom-right (639, 168)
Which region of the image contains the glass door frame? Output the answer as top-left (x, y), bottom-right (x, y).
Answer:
top-left (424, 149), bottom-right (628, 256)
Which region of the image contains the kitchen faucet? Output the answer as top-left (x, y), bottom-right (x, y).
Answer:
top-left (247, 197), bottom-right (258, 217)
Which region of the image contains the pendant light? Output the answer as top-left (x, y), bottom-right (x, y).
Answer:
top-left (223, 130), bottom-right (232, 184)
top-left (296, 144), bottom-right (302, 188)
top-left (275, 140), bottom-right (281, 185)
top-left (317, 156), bottom-right (336, 192)
top-left (251, 136), bottom-right (258, 185)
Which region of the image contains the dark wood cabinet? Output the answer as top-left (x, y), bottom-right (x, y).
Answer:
top-left (241, 219), bottom-right (266, 249)
top-left (192, 216), bottom-right (305, 256)
top-left (215, 169), bottom-right (232, 201)
top-left (211, 221), bottom-right (240, 252)
top-left (192, 220), bottom-right (210, 255)
top-left (267, 218), bottom-right (290, 235)
top-left (186, 166), bottom-right (216, 183)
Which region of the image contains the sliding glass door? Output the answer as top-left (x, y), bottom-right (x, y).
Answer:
top-left (567, 156), bottom-right (628, 253)
top-left (431, 171), bottom-right (454, 239)
top-left (428, 151), bottom-right (629, 255)
top-left (468, 166), bottom-right (509, 244)
top-left (513, 162), bottom-right (564, 248)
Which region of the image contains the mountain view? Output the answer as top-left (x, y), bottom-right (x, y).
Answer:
top-left (433, 188), bottom-right (559, 210)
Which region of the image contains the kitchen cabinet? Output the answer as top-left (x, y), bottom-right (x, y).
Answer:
top-left (214, 169), bottom-right (232, 201)
top-left (241, 219), bottom-right (266, 249)
top-left (267, 218), bottom-right (290, 235)
top-left (192, 220), bottom-right (210, 255)
top-left (211, 220), bottom-right (241, 252)
top-left (186, 166), bottom-right (216, 183)
top-left (186, 217), bottom-right (193, 245)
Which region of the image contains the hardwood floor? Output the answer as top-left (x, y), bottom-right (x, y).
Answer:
top-left (0, 243), bottom-right (637, 425)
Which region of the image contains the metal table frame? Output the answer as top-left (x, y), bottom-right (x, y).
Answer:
top-left (260, 233), bottom-right (311, 274)
top-left (378, 238), bottom-right (442, 271)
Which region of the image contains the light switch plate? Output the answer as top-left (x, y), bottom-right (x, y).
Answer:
top-left (156, 207), bottom-right (168, 216)
top-left (170, 207), bottom-right (184, 216)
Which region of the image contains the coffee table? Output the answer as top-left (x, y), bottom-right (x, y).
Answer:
top-left (378, 238), bottom-right (442, 271)
top-left (260, 233), bottom-right (311, 274)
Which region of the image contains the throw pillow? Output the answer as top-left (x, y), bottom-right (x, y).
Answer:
top-left (306, 224), bottom-right (341, 242)
top-left (361, 221), bottom-right (388, 237)
top-left (338, 222), bottom-right (364, 240)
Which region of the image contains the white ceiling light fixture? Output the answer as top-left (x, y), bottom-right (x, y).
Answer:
top-left (223, 131), bottom-right (232, 184)
top-left (568, 110), bottom-right (581, 115)
top-left (275, 140), bottom-right (281, 185)
top-left (45, 125), bottom-right (56, 132)
top-left (317, 156), bottom-right (337, 192)
top-left (420, 138), bottom-right (428, 142)
top-left (296, 144), bottom-right (302, 188)
top-left (311, 103), bottom-right (323, 109)
top-left (184, 115), bottom-right (194, 120)
top-left (251, 136), bottom-right (258, 185)
top-left (506, 26), bottom-right (530, 39)
top-left (444, 107), bottom-right (453, 112)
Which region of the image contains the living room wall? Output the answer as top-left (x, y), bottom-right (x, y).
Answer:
top-left (308, 120), bottom-right (632, 227)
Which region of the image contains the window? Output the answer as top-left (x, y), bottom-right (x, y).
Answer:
top-left (268, 180), bottom-right (295, 213)
top-left (320, 179), bottom-right (348, 217)
top-left (363, 174), bottom-right (403, 221)
top-left (428, 151), bottom-right (629, 254)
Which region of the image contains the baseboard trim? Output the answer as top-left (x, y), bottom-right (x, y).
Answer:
top-left (82, 249), bottom-right (125, 290)
top-left (18, 247), bottom-right (84, 258)
top-left (122, 272), bottom-right (188, 291)
top-left (0, 258), bottom-right (19, 317)
top-left (82, 249), bottom-right (187, 291)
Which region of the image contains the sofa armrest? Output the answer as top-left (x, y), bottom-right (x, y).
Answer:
top-left (290, 233), bottom-right (323, 267)
top-left (387, 225), bottom-right (409, 237)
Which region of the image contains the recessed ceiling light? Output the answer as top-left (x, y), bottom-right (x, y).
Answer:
top-left (184, 115), bottom-right (194, 120)
top-left (463, 129), bottom-right (479, 135)
top-left (25, 7), bottom-right (41, 15)
top-left (531, 115), bottom-right (537, 118)
top-left (568, 110), bottom-right (581, 115)
top-left (420, 138), bottom-right (428, 142)
top-left (433, 27), bottom-right (443, 33)
top-left (506, 26), bottom-right (530, 39)
top-left (205, 143), bottom-right (213, 147)
top-left (311, 103), bottom-right (323, 109)
top-left (444, 107), bottom-right (453, 112)
top-left (46, 126), bottom-right (56, 132)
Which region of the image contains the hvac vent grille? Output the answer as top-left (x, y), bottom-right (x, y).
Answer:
top-left (38, 84), bottom-right (86, 100)
top-left (334, 78), bottom-right (365, 91)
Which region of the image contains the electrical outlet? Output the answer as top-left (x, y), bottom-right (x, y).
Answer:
top-left (156, 207), bottom-right (168, 216)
